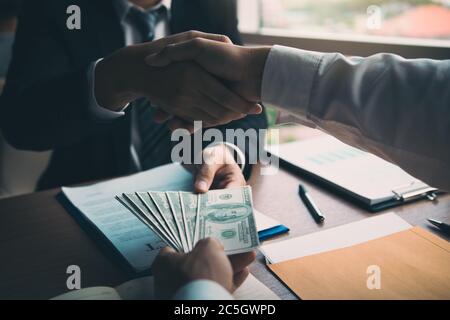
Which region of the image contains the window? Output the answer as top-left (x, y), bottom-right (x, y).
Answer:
top-left (238, 1), bottom-right (450, 142)
top-left (238, 0), bottom-right (450, 58)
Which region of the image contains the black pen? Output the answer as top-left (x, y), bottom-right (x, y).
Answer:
top-left (298, 184), bottom-right (325, 224)
top-left (427, 218), bottom-right (450, 235)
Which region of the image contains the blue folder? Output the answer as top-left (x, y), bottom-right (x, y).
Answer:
top-left (258, 225), bottom-right (290, 242)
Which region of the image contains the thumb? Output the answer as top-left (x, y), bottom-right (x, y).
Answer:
top-left (151, 246), bottom-right (185, 273)
top-left (195, 164), bottom-right (220, 193)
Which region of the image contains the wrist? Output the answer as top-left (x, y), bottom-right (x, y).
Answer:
top-left (247, 46), bottom-right (271, 101)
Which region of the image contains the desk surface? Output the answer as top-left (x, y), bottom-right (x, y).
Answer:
top-left (1, 165), bottom-right (449, 300)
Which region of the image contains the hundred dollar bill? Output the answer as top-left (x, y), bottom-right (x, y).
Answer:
top-left (148, 191), bottom-right (183, 250)
top-left (115, 194), bottom-right (179, 251)
top-left (121, 193), bottom-right (180, 251)
top-left (166, 191), bottom-right (191, 252)
top-left (196, 186), bottom-right (259, 254)
top-left (179, 192), bottom-right (200, 248)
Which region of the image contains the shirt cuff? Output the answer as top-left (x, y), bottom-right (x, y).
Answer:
top-left (206, 142), bottom-right (246, 172)
top-left (261, 45), bottom-right (324, 127)
top-left (87, 60), bottom-right (127, 121)
top-left (173, 280), bottom-right (234, 300)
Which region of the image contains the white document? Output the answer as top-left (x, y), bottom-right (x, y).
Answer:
top-left (272, 136), bottom-right (433, 205)
top-left (254, 209), bottom-right (281, 232)
top-left (62, 163), bottom-right (194, 272)
top-left (51, 274), bottom-right (279, 300)
top-left (62, 163), bottom-right (282, 272)
top-left (261, 213), bottom-right (412, 264)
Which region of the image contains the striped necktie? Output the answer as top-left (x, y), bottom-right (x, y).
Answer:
top-left (128, 6), bottom-right (172, 170)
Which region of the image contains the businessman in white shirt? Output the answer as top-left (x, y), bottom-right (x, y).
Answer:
top-left (145, 36), bottom-right (450, 192)
top-left (149, 35), bottom-right (450, 300)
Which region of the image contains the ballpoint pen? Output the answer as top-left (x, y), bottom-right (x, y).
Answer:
top-left (427, 218), bottom-right (450, 235)
top-left (298, 184), bottom-right (325, 224)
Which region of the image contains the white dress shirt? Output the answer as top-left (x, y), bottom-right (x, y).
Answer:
top-left (173, 279), bottom-right (233, 300)
top-left (262, 45), bottom-right (450, 191)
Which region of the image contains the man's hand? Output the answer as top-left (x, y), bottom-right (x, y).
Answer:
top-left (151, 238), bottom-right (256, 299)
top-left (145, 37), bottom-right (272, 103)
top-left (185, 144), bottom-right (246, 193)
top-left (94, 31), bottom-right (262, 128)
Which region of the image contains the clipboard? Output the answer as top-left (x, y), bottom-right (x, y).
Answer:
top-left (270, 136), bottom-right (440, 212)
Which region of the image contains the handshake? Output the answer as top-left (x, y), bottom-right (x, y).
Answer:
top-left (95, 31), bottom-right (271, 132)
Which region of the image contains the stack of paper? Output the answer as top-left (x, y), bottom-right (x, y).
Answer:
top-left (117, 186), bottom-right (260, 254)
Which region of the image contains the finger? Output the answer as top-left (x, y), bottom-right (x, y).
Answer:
top-left (151, 246), bottom-right (185, 273)
top-left (140, 31), bottom-right (232, 56)
top-left (195, 163), bottom-right (221, 193)
top-left (199, 92), bottom-right (246, 123)
top-left (159, 246), bottom-right (177, 255)
top-left (163, 31), bottom-right (232, 47)
top-left (145, 37), bottom-right (209, 67)
top-left (145, 38), bottom-right (236, 80)
top-left (229, 251), bottom-right (256, 274)
top-left (201, 75), bottom-right (262, 115)
top-left (194, 237), bottom-right (224, 252)
top-left (232, 268), bottom-right (250, 292)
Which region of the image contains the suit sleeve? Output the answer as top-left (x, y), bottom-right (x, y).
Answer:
top-left (262, 45), bottom-right (450, 190)
top-left (0, 0), bottom-right (108, 151)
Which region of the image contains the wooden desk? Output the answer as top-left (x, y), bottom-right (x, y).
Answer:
top-left (0, 165), bottom-right (449, 300)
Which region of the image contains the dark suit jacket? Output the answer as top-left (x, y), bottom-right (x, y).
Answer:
top-left (0, 0), bottom-right (267, 190)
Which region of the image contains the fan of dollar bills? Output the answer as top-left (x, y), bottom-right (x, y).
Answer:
top-left (116, 186), bottom-right (260, 254)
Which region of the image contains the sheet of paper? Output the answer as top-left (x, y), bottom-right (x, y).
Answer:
top-left (62, 163), bottom-right (194, 272)
top-left (52, 274), bottom-right (279, 300)
top-left (63, 163), bottom-right (282, 272)
top-left (272, 136), bottom-right (431, 204)
top-left (254, 209), bottom-right (281, 231)
top-left (51, 287), bottom-right (122, 300)
top-left (261, 213), bottom-right (412, 264)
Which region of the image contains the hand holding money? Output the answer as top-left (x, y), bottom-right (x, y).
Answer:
top-left (151, 238), bottom-right (256, 299)
top-left (116, 186), bottom-right (260, 254)
top-left (188, 143), bottom-right (246, 193)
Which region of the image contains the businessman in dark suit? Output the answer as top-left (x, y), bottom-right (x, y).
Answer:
top-left (0, 0), bottom-right (267, 191)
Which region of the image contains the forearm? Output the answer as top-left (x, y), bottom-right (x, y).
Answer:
top-left (262, 46), bottom-right (450, 190)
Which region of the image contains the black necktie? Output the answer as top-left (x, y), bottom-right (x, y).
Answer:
top-left (128, 6), bottom-right (172, 170)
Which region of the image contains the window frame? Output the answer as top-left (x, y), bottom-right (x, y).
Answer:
top-left (238, 1), bottom-right (450, 59)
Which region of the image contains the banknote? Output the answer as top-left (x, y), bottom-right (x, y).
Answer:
top-left (120, 193), bottom-right (180, 251)
top-left (179, 191), bottom-right (200, 248)
top-left (196, 186), bottom-right (259, 254)
top-left (117, 186), bottom-right (260, 254)
top-left (115, 194), bottom-right (177, 251)
top-left (148, 191), bottom-right (183, 250)
top-left (166, 191), bottom-right (191, 252)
